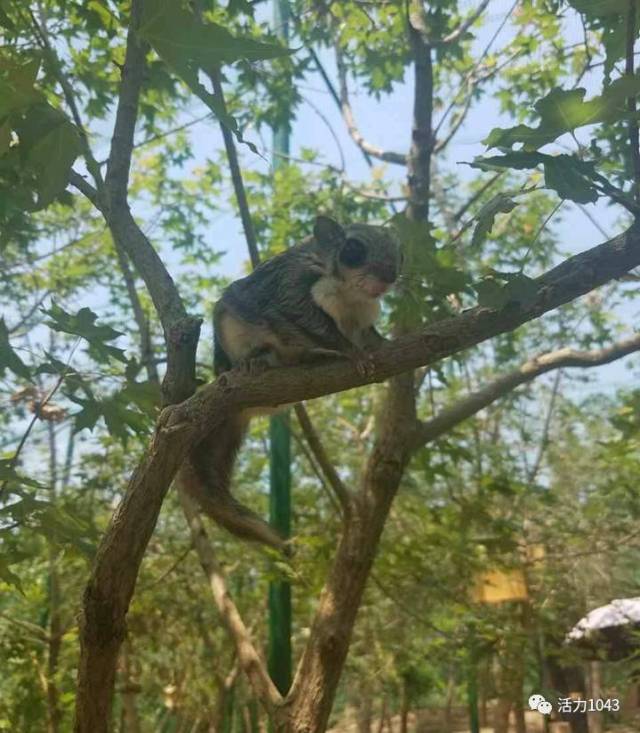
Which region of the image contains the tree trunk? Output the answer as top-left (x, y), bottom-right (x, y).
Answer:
top-left (376, 697), bottom-right (387, 733)
top-left (46, 555), bottom-right (62, 733)
top-left (588, 661), bottom-right (604, 733)
top-left (546, 653), bottom-right (589, 733)
top-left (399, 679), bottom-right (410, 733)
top-left (356, 686), bottom-right (373, 733)
top-left (493, 696), bottom-right (511, 733)
top-left (120, 641), bottom-right (141, 733)
top-left (282, 375), bottom-right (415, 732)
top-left (443, 668), bottom-right (455, 733)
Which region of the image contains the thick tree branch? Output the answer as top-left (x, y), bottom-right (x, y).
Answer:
top-left (74, 2), bottom-right (199, 730)
top-left (85, 0), bottom-right (201, 406)
top-left (284, 15), bottom-right (434, 726)
top-left (406, 24), bottom-right (433, 222)
top-left (410, 332), bottom-right (640, 450)
top-left (335, 46), bottom-right (408, 166)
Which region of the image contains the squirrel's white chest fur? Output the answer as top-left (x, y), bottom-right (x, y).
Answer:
top-left (311, 275), bottom-right (380, 341)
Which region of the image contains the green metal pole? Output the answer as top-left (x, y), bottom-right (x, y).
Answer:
top-left (268, 0), bottom-right (292, 700)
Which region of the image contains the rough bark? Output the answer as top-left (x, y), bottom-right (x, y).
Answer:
top-left (284, 373), bottom-right (416, 732)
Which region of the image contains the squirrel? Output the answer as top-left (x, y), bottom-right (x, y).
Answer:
top-left (181, 215), bottom-right (401, 552)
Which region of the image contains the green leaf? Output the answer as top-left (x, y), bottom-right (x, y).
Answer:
top-left (25, 116), bottom-right (83, 206)
top-left (0, 119), bottom-right (10, 154)
top-left (0, 1), bottom-right (16, 31)
top-left (0, 557), bottom-right (24, 593)
top-left (471, 194), bottom-right (518, 248)
top-left (474, 278), bottom-right (511, 309)
top-left (36, 354), bottom-right (95, 399)
top-left (119, 380), bottom-right (162, 418)
top-left (0, 54), bottom-right (42, 117)
top-left (0, 460), bottom-right (44, 491)
top-left (140, 0), bottom-right (290, 64)
top-left (484, 78), bottom-right (640, 150)
top-left (0, 318), bottom-right (30, 379)
top-left (470, 152), bottom-right (600, 204)
top-left (474, 272), bottom-right (538, 309)
top-left (542, 156), bottom-right (599, 204)
top-left (71, 392), bottom-right (152, 443)
top-left (43, 303), bottom-right (127, 363)
top-left (139, 0), bottom-right (291, 149)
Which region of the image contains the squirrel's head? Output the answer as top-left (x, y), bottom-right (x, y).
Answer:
top-left (313, 215), bottom-right (402, 298)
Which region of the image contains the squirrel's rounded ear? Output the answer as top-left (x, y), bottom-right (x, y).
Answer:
top-left (313, 215), bottom-right (345, 245)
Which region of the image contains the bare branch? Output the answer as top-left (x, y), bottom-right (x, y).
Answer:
top-left (68, 170), bottom-right (100, 207)
top-left (437, 0), bottom-right (492, 46)
top-left (406, 17), bottom-right (434, 222)
top-left (0, 339), bottom-right (79, 499)
top-left (96, 0), bottom-right (200, 405)
top-left (74, 2), bottom-right (200, 729)
top-left (335, 45), bottom-right (408, 166)
top-left (178, 488), bottom-right (284, 711)
top-left (411, 332), bottom-right (640, 449)
top-left (112, 242), bottom-right (159, 384)
top-left (308, 47), bottom-right (374, 169)
top-left (207, 68), bottom-right (261, 269)
top-left (434, 0), bottom-right (518, 134)
top-left (293, 403), bottom-right (352, 517)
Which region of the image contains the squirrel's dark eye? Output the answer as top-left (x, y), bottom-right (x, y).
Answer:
top-left (339, 238), bottom-right (367, 268)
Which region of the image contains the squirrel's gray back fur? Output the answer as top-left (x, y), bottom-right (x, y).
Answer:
top-left (188, 216), bottom-right (401, 552)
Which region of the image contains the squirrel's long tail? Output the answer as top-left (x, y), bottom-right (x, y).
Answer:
top-left (181, 412), bottom-right (286, 552)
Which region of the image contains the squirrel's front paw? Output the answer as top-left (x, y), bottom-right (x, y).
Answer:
top-left (235, 354), bottom-right (273, 376)
top-left (349, 349), bottom-right (376, 379)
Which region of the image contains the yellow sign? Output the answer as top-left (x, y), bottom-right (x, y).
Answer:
top-left (472, 569), bottom-right (528, 604)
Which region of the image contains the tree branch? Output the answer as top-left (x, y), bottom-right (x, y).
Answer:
top-left (293, 403), bottom-right (352, 518)
top-left (406, 19), bottom-right (434, 222)
top-left (206, 68), bottom-right (261, 269)
top-left (437, 0), bottom-right (491, 46)
top-left (74, 1), bottom-right (199, 729)
top-left (178, 489), bottom-right (284, 712)
top-left (97, 0), bottom-right (200, 405)
top-left (410, 332), bottom-right (640, 450)
top-left (335, 45), bottom-right (408, 166)
top-left (28, 7), bottom-right (104, 191)
top-left (626, 0), bottom-right (640, 201)
top-left (68, 170), bottom-right (100, 207)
